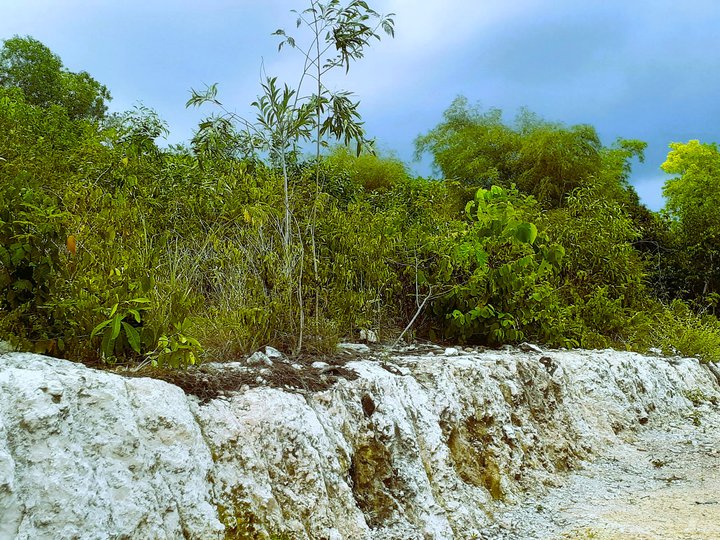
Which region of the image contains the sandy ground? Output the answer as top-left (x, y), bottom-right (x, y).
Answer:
top-left (488, 402), bottom-right (720, 540)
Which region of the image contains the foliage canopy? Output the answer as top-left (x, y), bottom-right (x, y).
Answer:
top-left (0, 35), bottom-right (111, 121)
top-left (2, 22), bottom-right (720, 366)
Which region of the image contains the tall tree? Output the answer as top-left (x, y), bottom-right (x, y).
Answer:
top-left (0, 35), bottom-right (110, 121)
top-left (187, 0), bottom-right (394, 352)
top-left (662, 140), bottom-right (720, 300)
top-left (415, 97), bottom-right (646, 209)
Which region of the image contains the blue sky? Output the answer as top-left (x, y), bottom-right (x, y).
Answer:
top-left (2, 0), bottom-right (720, 210)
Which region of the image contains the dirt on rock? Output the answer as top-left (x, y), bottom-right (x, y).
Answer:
top-left (489, 400), bottom-right (720, 540)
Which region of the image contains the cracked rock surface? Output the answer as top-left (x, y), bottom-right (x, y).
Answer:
top-left (0, 348), bottom-right (718, 539)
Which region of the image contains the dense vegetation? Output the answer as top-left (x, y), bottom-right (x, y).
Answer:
top-left (2, 2), bottom-right (720, 367)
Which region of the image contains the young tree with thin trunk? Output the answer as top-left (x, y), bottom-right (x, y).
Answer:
top-left (187, 0), bottom-right (394, 353)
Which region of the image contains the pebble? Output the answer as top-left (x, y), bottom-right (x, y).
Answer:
top-left (264, 346), bottom-right (285, 360)
top-left (337, 343), bottom-right (371, 353)
top-left (246, 351), bottom-right (273, 367)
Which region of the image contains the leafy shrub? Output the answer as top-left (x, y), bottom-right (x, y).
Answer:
top-left (651, 301), bottom-right (720, 362)
top-left (426, 185), bottom-right (570, 345)
top-left (3, 38), bottom-right (720, 369)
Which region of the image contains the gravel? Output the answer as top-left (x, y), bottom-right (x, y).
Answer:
top-left (488, 402), bottom-right (720, 540)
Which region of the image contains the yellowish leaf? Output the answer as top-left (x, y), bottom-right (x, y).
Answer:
top-left (66, 235), bottom-right (77, 255)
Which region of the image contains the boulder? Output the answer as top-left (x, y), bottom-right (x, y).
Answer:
top-left (337, 343), bottom-right (371, 354)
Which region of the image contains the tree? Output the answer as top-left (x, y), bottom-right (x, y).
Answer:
top-left (188, 1), bottom-right (393, 244)
top-left (662, 140), bottom-right (720, 300)
top-left (187, 0), bottom-right (394, 352)
top-left (414, 97), bottom-right (520, 189)
top-left (415, 98), bottom-right (644, 209)
top-left (0, 35), bottom-right (110, 121)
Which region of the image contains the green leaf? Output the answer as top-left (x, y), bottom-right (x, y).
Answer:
top-left (110, 314), bottom-right (122, 340)
top-left (514, 222), bottom-right (538, 244)
top-left (545, 243), bottom-right (565, 266)
top-left (537, 259), bottom-right (551, 276)
top-left (13, 279), bottom-right (33, 292)
top-left (122, 322), bottom-right (141, 353)
top-left (101, 330), bottom-right (113, 358)
top-left (91, 319), bottom-right (111, 338)
top-left (475, 249), bottom-right (489, 266)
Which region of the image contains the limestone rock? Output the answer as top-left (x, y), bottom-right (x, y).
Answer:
top-left (264, 346), bottom-right (286, 361)
top-left (359, 329), bottom-right (378, 343)
top-left (0, 348), bottom-right (718, 539)
top-left (519, 342), bottom-right (543, 354)
top-left (246, 351), bottom-right (272, 367)
top-left (0, 353), bottom-right (222, 539)
top-left (337, 343), bottom-right (371, 354)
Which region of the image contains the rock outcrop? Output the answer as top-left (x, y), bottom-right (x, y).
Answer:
top-left (1, 348), bottom-right (718, 539)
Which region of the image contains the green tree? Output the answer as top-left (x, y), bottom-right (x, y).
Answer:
top-left (416, 97), bottom-right (645, 209)
top-left (188, 1), bottom-right (393, 244)
top-left (414, 97), bottom-right (520, 189)
top-left (0, 35), bottom-right (110, 121)
top-left (187, 0), bottom-right (393, 352)
top-left (662, 140), bottom-right (720, 300)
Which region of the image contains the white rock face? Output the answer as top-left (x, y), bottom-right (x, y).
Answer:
top-left (0, 349), bottom-right (718, 539)
top-left (0, 354), bottom-right (222, 540)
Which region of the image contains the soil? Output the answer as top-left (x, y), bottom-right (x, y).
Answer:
top-left (488, 401), bottom-right (720, 540)
top-left (118, 348), bottom-right (365, 402)
top-left (116, 341), bottom-right (451, 402)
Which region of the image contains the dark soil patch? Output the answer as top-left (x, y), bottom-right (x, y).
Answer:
top-left (119, 352), bottom-right (361, 402)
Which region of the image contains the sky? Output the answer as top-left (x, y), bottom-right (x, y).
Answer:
top-left (2, 0), bottom-right (720, 210)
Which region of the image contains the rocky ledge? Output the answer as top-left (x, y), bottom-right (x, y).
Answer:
top-left (1, 347), bottom-right (719, 539)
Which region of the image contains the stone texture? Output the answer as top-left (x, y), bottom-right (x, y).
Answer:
top-left (264, 346), bottom-right (286, 361)
top-left (246, 351), bottom-right (272, 367)
top-left (359, 330), bottom-right (378, 344)
top-left (0, 348), bottom-right (718, 539)
top-left (0, 353), bottom-right (222, 540)
top-left (337, 343), bottom-right (371, 354)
